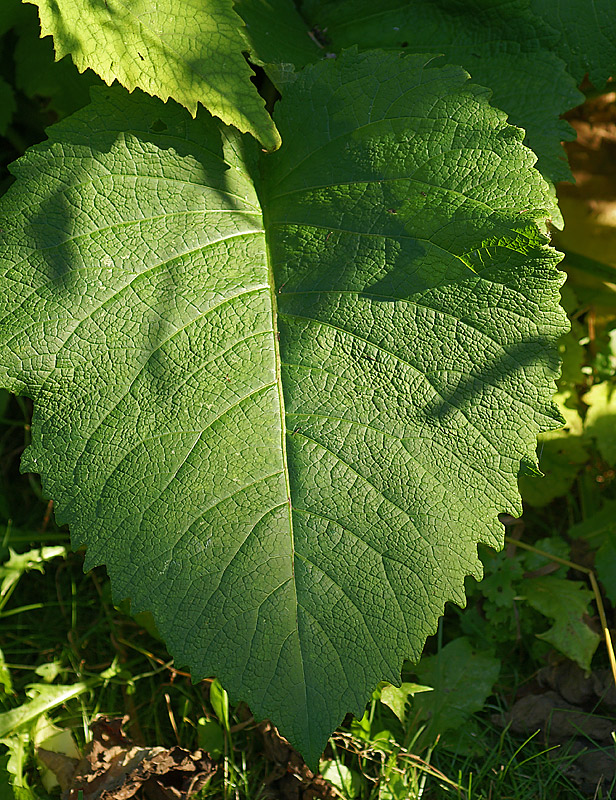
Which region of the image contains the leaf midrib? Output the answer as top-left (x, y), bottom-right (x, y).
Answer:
top-left (261, 198), bottom-right (309, 743)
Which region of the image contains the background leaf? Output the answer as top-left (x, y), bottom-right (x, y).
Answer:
top-left (519, 390), bottom-right (589, 506)
top-left (236, 0), bottom-right (322, 68)
top-left (379, 682), bottom-right (432, 725)
top-left (0, 0), bottom-right (29, 36)
top-left (0, 79), bottom-right (15, 137)
top-left (520, 577), bottom-right (601, 670)
top-left (13, 5), bottom-right (102, 121)
top-left (412, 638), bottom-right (500, 742)
top-left (300, 0), bottom-right (583, 216)
top-left (0, 50), bottom-right (566, 764)
top-left (583, 382), bottom-right (616, 465)
top-left (531, 0), bottom-right (616, 87)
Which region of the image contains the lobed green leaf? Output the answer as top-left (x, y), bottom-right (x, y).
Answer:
top-left (25, 0), bottom-right (282, 149)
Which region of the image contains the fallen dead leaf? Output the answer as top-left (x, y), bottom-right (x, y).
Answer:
top-left (499, 690), bottom-right (614, 742)
top-left (494, 674), bottom-right (616, 794)
top-left (38, 716), bottom-right (216, 800)
top-left (538, 661), bottom-right (616, 708)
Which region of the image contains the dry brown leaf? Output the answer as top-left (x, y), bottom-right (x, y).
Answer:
top-left (39, 716), bottom-right (216, 800)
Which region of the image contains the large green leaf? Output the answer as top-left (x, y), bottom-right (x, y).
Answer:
top-left (25, 0), bottom-right (281, 149)
top-left (0, 50), bottom-right (566, 764)
top-left (301, 0), bottom-right (582, 204)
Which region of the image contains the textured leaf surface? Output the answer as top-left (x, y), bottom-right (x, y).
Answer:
top-left (0, 51), bottom-right (566, 763)
top-left (301, 0), bottom-right (582, 202)
top-left (531, 0), bottom-right (616, 86)
top-left (25, 0), bottom-right (280, 149)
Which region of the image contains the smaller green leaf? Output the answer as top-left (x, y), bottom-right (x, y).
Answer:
top-left (520, 577), bottom-right (600, 671)
top-left (0, 733), bottom-right (31, 800)
top-left (33, 663), bottom-right (63, 684)
top-left (348, 711), bottom-right (371, 743)
top-left (379, 682), bottom-right (432, 725)
top-left (320, 761), bottom-right (363, 798)
top-left (0, 547), bottom-right (66, 606)
top-left (477, 550), bottom-right (524, 610)
top-left (197, 718), bottom-right (224, 760)
top-left (0, 663), bottom-right (120, 740)
top-left (0, 684), bottom-right (89, 739)
top-left (208, 680), bottom-right (230, 736)
top-left (412, 638), bottom-right (500, 743)
top-left (583, 382), bottom-right (616, 466)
